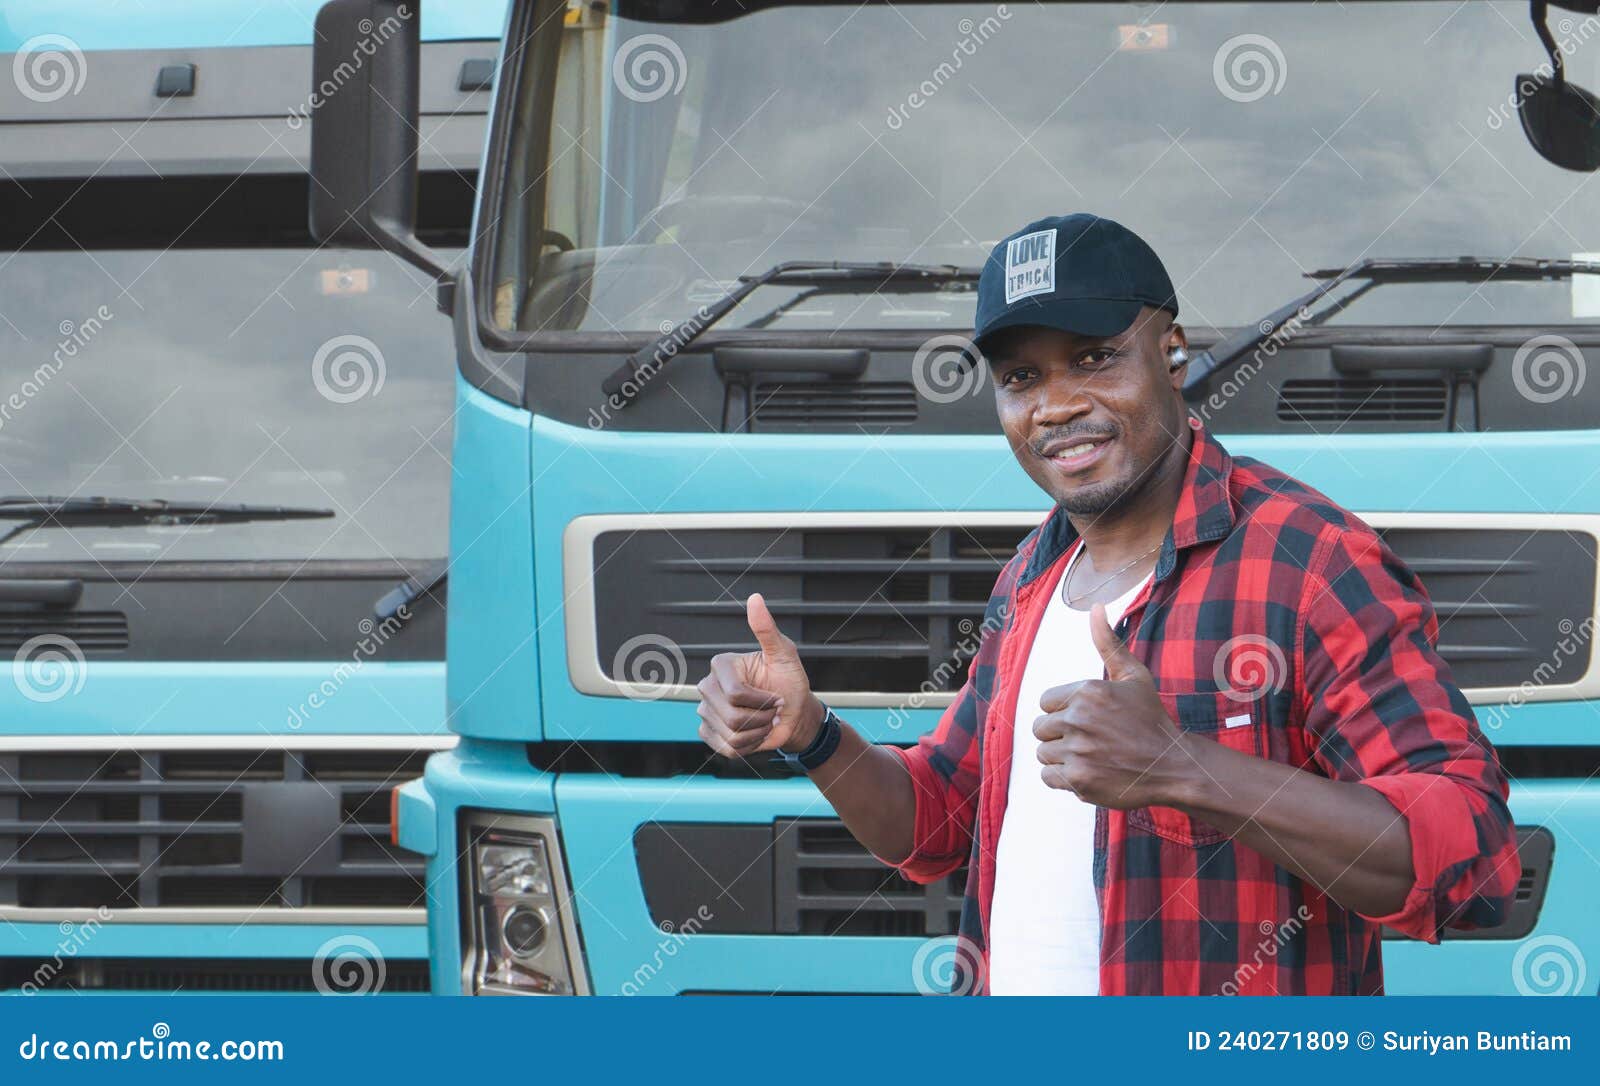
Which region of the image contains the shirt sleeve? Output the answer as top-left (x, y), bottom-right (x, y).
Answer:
top-left (885, 683), bottom-right (983, 883)
top-left (879, 557), bottom-right (1018, 884)
top-left (1296, 524), bottom-right (1520, 944)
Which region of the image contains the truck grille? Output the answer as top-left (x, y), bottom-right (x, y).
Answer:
top-left (1376, 527), bottom-right (1595, 690)
top-left (589, 519), bottom-right (1026, 699)
top-left (582, 517), bottom-right (1594, 699)
top-left (635, 819), bottom-right (965, 937)
top-left (0, 956), bottom-right (430, 993)
top-left (752, 381), bottom-right (919, 430)
top-left (0, 610), bottom-right (129, 652)
top-left (638, 819), bottom-right (1548, 942)
top-left (0, 748), bottom-right (428, 914)
top-left (1277, 378), bottom-right (1449, 424)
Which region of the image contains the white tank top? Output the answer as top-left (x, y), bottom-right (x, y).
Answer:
top-left (987, 542), bottom-right (1149, 996)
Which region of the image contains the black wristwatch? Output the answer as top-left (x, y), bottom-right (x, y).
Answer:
top-left (778, 701), bottom-right (843, 773)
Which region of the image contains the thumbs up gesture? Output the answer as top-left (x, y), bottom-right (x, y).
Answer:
top-left (695, 593), bottom-right (824, 758)
top-left (1032, 603), bottom-right (1187, 807)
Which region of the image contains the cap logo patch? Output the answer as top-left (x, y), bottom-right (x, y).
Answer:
top-left (1004, 228), bottom-right (1056, 304)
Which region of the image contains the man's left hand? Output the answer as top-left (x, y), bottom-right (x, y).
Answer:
top-left (1033, 603), bottom-right (1192, 808)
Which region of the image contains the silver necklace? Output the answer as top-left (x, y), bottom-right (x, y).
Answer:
top-left (1062, 539), bottom-right (1162, 607)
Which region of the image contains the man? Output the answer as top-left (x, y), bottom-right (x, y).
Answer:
top-left (694, 213), bottom-right (1519, 995)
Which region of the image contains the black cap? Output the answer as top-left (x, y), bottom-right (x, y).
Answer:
top-left (973, 213), bottom-right (1178, 355)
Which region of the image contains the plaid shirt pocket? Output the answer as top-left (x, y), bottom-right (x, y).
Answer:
top-left (1128, 689), bottom-right (1265, 847)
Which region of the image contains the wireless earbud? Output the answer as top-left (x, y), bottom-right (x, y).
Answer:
top-left (1167, 346), bottom-right (1189, 371)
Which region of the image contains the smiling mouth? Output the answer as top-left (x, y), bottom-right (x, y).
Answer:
top-left (1041, 435), bottom-right (1115, 470)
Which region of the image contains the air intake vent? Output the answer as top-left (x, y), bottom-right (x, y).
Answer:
top-left (752, 381), bottom-right (918, 429)
top-left (635, 819), bottom-right (965, 937)
top-left (1377, 528), bottom-right (1594, 689)
top-left (0, 748), bottom-right (428, 913)
top-left (0, 956), bottom-right (430, 993)
top-left (638, 819), bottom-right (1546, 944)
top-left (775, 819), bottom-right (964, 935)
top-left (593, 522), bottom-right (1025, 696)
top-left (587, 519), bottom-right (1589, 698)
top-left (0, 611), bottom-right (128, 652)
top-left (1277, 378), bottom-right (1447, 424)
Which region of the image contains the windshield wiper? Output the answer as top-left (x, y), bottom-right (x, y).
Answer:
top-left (0, 496), bottom-right (334, 546)
top-left (600, 260), bottom-right (982, 404)
top-left (1183, 255), bottom-right (1600, 390)
top-left (373, 558), bottom-right (448, 622)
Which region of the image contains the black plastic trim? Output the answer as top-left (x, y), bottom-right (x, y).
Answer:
top-left (0, 560), bottom-right (445, 661)
top-left (0, 956), bottom-right (429, 992)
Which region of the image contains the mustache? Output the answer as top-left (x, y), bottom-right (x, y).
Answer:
top-left (1031, 425), bottom-right (1118, 456)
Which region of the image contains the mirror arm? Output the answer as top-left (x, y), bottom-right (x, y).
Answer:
top-left (374, 219), bottom-right (452, 284)
top-left (1531, 1), bottom-right (1565, 84)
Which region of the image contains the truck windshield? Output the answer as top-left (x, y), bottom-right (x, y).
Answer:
top-left (493, 0), bottom-right (1600, 336)
top-left (0, 175), bottom-right (467, 563)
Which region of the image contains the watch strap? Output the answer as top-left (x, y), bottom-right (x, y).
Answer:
top-left (781, 702), bottom-right (843, 773)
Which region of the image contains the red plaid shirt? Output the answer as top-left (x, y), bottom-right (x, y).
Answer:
top-left (891, 416), bottom-right (1518, 995)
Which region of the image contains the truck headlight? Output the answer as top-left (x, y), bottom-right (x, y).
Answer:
top-left (462, 814), bottom-right (588, 995)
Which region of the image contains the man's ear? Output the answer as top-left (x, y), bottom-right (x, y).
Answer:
top-left (1164, 323), bottom-right (1190, 388)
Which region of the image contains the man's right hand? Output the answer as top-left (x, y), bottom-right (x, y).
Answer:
top-left (695, 593), bottom-right (823, 758)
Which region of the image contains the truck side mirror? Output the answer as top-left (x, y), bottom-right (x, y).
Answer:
top-left (1517, 0), bottom-right (1600, 172)
top-left (1518, 73), bottom-right (1600, 172)
top-left (308, 0), bottom-right (450, 281)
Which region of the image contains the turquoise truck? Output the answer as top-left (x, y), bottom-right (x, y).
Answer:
top-left (0, 1), bottom-right (500, 992)
top-left (311, 0), bottom-right (1596, 995)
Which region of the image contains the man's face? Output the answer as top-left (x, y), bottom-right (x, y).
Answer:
top-left (986, 307), bottom-right (1189, 516)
